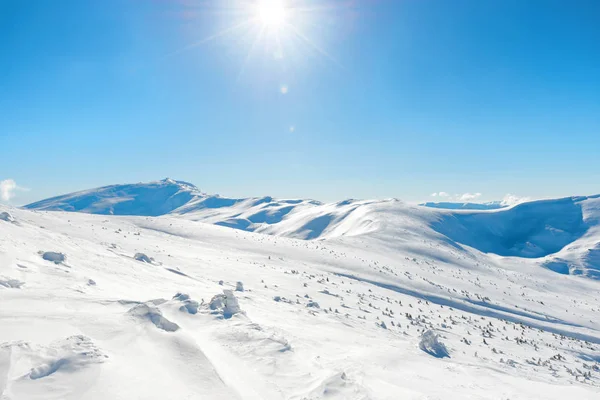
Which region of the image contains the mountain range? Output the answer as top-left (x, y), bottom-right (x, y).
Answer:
top-left (2, 179), bottom-right (600, 399)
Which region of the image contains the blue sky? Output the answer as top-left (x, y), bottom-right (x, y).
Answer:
top-left (1, 0), bottom-right (599, 205)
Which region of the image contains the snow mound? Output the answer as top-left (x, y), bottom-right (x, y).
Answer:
top-left (209, 289), bottom-right (242, 318)
top-left (419, 330), bottom-right (450, 358)
top-left (0, 278), bottom-right (24, 289)
top-left (0, 336), bottom-right (106, 386)
top-left (28, 335), bottom-right (106, 379)
top-left (41, 252), bottom-right (66, 264)
top-left (134, 253), bottom-right (153, 263)
top-left (0, 211), bottom-right (15, 222)
top-left (300, 371), bottom-right (369, 399)
top-left (128, 303), bottom-right (180, 332)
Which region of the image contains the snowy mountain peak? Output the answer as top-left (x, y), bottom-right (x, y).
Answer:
top-left (24, 179), bottom-right (205, 216)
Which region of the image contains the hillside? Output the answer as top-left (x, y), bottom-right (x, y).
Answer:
top-left (2, 202), bottom-right (600, 399)
top-left (25, 180), bottom-right (600, 279)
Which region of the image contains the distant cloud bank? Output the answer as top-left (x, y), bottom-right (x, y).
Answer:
top-left (0, 179), bottom-right (28, 202)
top-left (429, 191), bottom-right (529, 205)
top-left (501, 194), bottom-right (530, 206)
top-left (458, 192), bottom-right (482, 201)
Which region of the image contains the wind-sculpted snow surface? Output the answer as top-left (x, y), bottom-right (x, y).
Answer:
top-left (2, 202), bottom-right (600, 399)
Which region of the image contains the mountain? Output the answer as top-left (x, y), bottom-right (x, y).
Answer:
top-left (25, 180), bottom-right (600, 278)
top-left (3, 190), bottom-right (600, 399)
top-left (24, 179), bottom-right (325, 237)
top-left (24, 178), bottom-right (204, 216)
top-left (25, 180), bottom-right (600, 279)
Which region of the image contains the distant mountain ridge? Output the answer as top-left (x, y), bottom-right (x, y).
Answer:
top-left (25, 178), bottom-right (203, 216)
top-left (24, 179), bottom-right (600, 279)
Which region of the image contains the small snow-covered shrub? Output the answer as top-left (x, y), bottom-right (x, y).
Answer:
top-left (209, 289), bottom-right (241, 318)
top-left (173, 292), bottom-right (199, 314)
top-left (179, 300), bottom-right (200, 314)
top-left (419, 329), bottom-right (450, 358)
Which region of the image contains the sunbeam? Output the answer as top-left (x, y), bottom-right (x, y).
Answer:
top-left (169, 0), bottom-right (349, 75)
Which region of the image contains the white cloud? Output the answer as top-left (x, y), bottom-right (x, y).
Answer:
top-left (0, 179), bottom-right (28, 202)
top-left (458, 192), bottom-right (482, 202)
top-left (431, 192), bottom-right (449, 198)
top-left (0, 179), bottom-right (17, 201)
top-left (501, 193), bottom-right (530, 206)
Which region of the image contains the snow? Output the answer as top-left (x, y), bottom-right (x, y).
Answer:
top-left (209, 290), bottom-right (242, 318)
top-left (24, 178), bottom-right (202, 216)
top-left (0, 212), bottom-right (14, 222)
top-left (419, 329), bottom-right (450, 358)
top-left (3, 183), bottom-right (600, 399)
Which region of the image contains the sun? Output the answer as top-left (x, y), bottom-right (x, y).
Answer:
top-left (256, 0), bottom-right (287, 28)
top-left (169, 0), bottom-right (343, 75)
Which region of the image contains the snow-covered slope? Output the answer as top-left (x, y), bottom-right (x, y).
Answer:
top-left (24, 179), bottom-right (324, 234)
top-left (25, 181), bottom-right (600, 279)
top-left (24, 179), bottom-right (203, 216)
top-left (2, 203), bottom-right (600, 399)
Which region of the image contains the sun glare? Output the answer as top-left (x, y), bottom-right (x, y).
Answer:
top-left (169, 0), bottom-right (342, 76)
top-left (257, 0), bottom-right (287, 28)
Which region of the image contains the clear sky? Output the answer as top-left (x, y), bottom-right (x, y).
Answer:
top-left (1, 0), bottom-right (599, 205)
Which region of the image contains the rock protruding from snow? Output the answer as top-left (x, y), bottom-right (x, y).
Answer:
top-left (128, 303), bottom-right (180, 332)
top-left (134, 253), bottom-right (152, 263)
top-left (419, 330), bottom-right (450, 358)
top-left (42, 252), bottom-right (66, 264)
top-left (0, 211), bottom-right (15, 222)
top-left (209, 289), bottom-right (241, 318)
